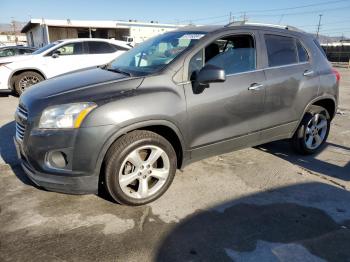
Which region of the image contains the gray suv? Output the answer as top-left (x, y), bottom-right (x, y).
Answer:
top-left (15, 23), bottom-right (340, 205)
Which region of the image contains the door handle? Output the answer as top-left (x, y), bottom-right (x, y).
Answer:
top-left (303, 70), bottom-right (314, 77)
top-left (248, 83), bottom-right (264, 91)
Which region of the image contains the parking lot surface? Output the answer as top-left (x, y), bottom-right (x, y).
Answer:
top-left (1, 68), bottom-right (350, 262)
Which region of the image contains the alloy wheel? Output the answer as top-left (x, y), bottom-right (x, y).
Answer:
top-left (118, 145), bottom-right (170, 199)
top-left (18, 75), bottom-right (41, 91)
top-left (304, 113), bottom-right (328, 150)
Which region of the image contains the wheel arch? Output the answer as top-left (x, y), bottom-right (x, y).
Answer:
top-left (96, 120), bottom-right (187, 178)
top-left (9, 68), bottom-right (47, 91)
top-left (291, 95), bottom-right (337, 137)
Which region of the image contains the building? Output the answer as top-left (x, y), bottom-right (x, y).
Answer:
top-left (21, 18), bottom-right (184, 47)
top-left (0, 34), bottom-right (27, 46)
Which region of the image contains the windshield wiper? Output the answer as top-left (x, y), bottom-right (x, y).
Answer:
top-left (104, 66), bottom-right (132, 77)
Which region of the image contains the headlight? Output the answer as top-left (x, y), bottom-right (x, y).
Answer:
top-left (39, 103), bottom-right (97, 129)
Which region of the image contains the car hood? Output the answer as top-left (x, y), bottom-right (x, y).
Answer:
top-left (20, 67), bottom-right (144, 116)
top-left (0, 54), bottom-right (35, 64)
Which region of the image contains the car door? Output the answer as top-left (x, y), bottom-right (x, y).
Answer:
top-left (259, 32), bottom-right (319, 140)
top-left (183, 32), bottom-right (267, 160)
top-left (41, 41), bottom-right (90, 78)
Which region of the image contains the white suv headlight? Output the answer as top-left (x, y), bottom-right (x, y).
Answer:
top-left (39, 103), bottom-right (97, 129)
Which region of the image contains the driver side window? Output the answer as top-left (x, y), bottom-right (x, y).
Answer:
top-left (189, 34), bottom-right (256, 80)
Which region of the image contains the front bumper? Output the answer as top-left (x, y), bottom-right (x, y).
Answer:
top-left (14, 136), bottom-right (99, 194)
top-left (21, 156), bottom-right (99, 194)
top-left (0, 65), bottom-right (12, 91)
top-left (13, 120), bottom-right (117, 194)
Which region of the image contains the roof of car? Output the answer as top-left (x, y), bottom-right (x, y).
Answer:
top-left (176, 23), bottom-right (307, 36)
top-left (59, 38), bottom-right (121, 42)
top-left (0, 45), bottom-right (36, 50)
top-left (53, 38), bottom-right (131, 49)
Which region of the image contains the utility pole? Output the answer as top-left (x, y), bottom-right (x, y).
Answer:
top-left (316, 14), bottom-right (323, 39)
top-left (11, 17), bottom-right (18, 45)
top-left (243, 12), bottom-right (247, 22)
top-left (229, 12), bottom-right (232, 23)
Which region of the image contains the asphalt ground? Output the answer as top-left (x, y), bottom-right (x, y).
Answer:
top-left (0, 68), bottom-right (350, 262)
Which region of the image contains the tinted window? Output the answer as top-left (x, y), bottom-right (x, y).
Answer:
top-left (18, 48), bottom-right (34, 55)
top-left (189, 34), bottom-right (256, 77)
top-left (87, 42), bottom-right (115, 54)
top-left (111, 44), bottom-right (129, 51)
top-left (265, 34), bottom-right (298, 67)
top-left (313, 39), bottom-right (327, 58)
top-left (297, 41), bottom-right (309, 62)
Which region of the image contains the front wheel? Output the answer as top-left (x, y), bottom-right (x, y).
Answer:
top-left (292, 106), bottom-right (330, 154)
top-left (104, 130), bottom-right (177, 206)
top-left (14, 71), bottom-right (44, 95)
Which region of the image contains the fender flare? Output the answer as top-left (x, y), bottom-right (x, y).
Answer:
top-left (93, 119), bottom-right (187, 176)
top-left (8, 67), bottom-right (47, 90)
top-left (291, 95), bottom-right (337, 136)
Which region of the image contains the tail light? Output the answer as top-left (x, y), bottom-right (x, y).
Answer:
top-left (332, 68), bottom-right (341, 82)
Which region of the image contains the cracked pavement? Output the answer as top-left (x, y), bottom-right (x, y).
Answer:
top-left (0, 68), bottom-right (350, 261)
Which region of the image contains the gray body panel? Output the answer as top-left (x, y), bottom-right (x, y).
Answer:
top-left (15, 24), bottom-right (339, 194)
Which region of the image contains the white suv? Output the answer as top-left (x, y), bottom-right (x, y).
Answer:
top-left (0, 38), bottom-right (131, 95)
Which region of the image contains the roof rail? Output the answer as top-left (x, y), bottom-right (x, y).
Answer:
top-left (224, 21), bottom-right (303, 32)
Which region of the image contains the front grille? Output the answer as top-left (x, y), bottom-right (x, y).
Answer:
top-left (17, 103), bottom-right (28, 119)
top-left (15, 103), bottom-right (28, 141)
top-left (16, 122), bottom-right (26, 141)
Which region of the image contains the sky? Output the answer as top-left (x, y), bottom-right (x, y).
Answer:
top-left (2, 0), bottom-right (350, 37)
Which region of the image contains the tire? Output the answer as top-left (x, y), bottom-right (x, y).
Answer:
top-left (104, 130), bottom-right (177, 206)
top-left (292, 105), bottom-right (330, 155)
top-left (14, 71), bottom-right (44, 95)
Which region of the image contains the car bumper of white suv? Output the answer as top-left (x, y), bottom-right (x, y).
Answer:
top-left (0, 65), bottom-right (12, 92)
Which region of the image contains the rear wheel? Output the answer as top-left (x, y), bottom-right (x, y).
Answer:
top-left (104, 130), bottom-right (177, 206)
top-left (14, 71), bottom-right (44, 95)
top-left (292, 106), bottom-right (330, 154)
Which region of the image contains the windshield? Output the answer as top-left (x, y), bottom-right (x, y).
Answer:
top-left (32, 41), bottom-right (61, 54)
top-left (109, 31), bottom-right (206, 76)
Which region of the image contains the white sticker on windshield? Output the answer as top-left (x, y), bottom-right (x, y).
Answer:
top-left (179, 34), bottom-right (205, 40)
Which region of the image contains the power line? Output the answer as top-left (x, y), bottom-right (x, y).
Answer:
top-left (247, 5), bottom-right (350, 17)
top-left (235, 0), bottom-right (350, 13)
top-left (170, 0), bottom-right (350, 24)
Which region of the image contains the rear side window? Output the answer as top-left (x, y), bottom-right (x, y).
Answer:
top-left (265, 34), bottom-right (298, 67)
top-left (111, 44), bottom-right (129, 51)
top-left (313, 39), bottom-right (327, 58)
top-left (296, 41), bottom-right (309, 62)
top-left (18, 48), bottom-right (34, 55)
top-left (87, 42), bottom-right (116, 54)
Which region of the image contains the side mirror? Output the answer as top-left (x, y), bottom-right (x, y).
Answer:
top-left (197, 64), bottom-right (226, 84)
top-left (51, 51), bottom-right (60, 58)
